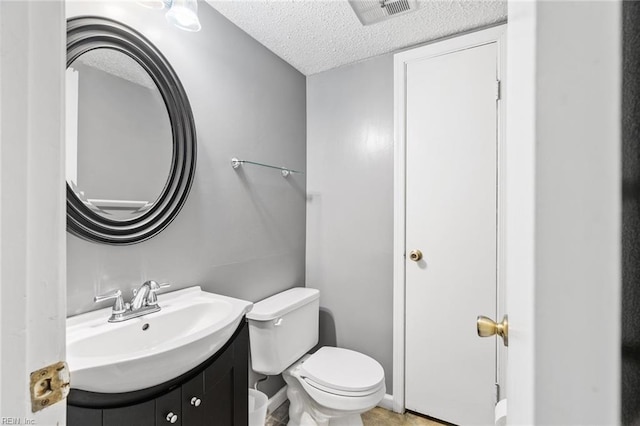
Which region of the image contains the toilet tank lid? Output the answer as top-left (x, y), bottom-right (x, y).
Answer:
top-left (247, 287), bottom-right (319, 321)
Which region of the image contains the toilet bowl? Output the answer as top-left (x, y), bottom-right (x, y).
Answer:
top-left (247, 288), bottom-right (385, 426)
top-left (284, 348), bottom-right (386, 426)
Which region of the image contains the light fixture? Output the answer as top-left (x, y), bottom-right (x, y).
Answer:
top-left (165, 0), bottom-right (201, 32)
top-left (137, 0), bottom-right (202, 32)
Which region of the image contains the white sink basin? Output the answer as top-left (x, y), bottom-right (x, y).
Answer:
top-left (67, 286), bottom-right (253, 393)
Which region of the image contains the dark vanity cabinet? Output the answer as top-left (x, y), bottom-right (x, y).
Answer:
top-left (68, 321), bottom-right (249, 426)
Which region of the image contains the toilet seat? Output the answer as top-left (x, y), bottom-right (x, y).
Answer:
top-left (297, 375), bottom-right (386, 413)
top-left (303, 378), bottom-right (382, 397)
top-left (299, 347), bottom-right (385, 397)
top-left (288, 362), bottom-right (386, 414)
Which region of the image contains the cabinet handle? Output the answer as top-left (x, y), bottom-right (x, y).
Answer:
top-left (190, 396), bottom-right (202, 407)
top-left (166, 412), bottom-right (178, 424)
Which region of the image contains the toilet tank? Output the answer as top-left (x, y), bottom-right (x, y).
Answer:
top-left (247, 287), bottom-right (319, 375)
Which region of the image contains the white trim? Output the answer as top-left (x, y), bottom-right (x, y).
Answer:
top-left (377, 394), bottom-right (394, 411)
top-left (495, 23), bottom-right (508, 400)
top-left (392, 32), bottom-right (407, 414)
top-left (503, 5), bottom-right (536, 421)
top-left (267, 385), bottom-right (289, 414)
top-left (392, 25), bottom-right (507, 415)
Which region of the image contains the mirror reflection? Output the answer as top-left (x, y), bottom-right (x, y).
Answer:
top-left (66, 48), bottom-right (172, 221)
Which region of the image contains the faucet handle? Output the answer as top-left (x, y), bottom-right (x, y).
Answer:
top-left (149, 281), bottom-right (170, 292)
top-left (94, 289), bottom-right (126, 314)
top-left (146, 282), bottom-right (170, 306)
top-left (94, 289), bottom-right (121, 303)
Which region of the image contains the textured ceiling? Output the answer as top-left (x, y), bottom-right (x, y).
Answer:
top-left (73, 49), bottom-right (157, 90)
top-left (206, 0), bottom-right (507, 75)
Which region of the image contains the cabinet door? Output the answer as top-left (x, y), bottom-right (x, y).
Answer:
top-left (232, 325), bottom-right (249, 426)
top-left (182, 373), bottom-right (205, 425)
top-left (67, 405), bottom-right (102, 426)
top-left (156, 387), bottom-right (182, 426)
top-left (204, 348), bottom-right (234, 426)
top-left (103, 400), bottom-right (154, 426)
top-left (203, 324), bottom-right (249, 426)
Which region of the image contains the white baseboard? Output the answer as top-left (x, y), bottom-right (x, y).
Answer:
top-left (267, 385), bottom-right (288, 414)
top-left (377, 394), bottom-right (394, 411)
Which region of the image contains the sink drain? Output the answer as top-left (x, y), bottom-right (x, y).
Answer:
top-left (142, 323), bottom-right (150, 331)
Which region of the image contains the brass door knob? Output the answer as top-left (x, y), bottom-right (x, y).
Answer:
top-left (409, 250), bottom-right (423, 262)
top-left (477, 315), bottom-right (509, 347)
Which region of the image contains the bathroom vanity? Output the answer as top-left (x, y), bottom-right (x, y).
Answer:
top-left (67, 320), bottom-right (249, 426)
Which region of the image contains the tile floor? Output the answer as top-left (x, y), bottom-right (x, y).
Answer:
top-left (265, 401), bottom-right (448, 426)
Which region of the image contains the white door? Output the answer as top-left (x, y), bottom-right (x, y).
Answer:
top-left (0, 1), bottom-right (67, 424)
top-left (402, 29), bottom-right (504, 426)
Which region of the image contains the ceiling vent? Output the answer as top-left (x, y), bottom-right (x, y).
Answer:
top-left (348, 0), bottom-right (420, 26)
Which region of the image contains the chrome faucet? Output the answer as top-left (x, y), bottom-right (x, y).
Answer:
top-left (94, 280), bottom-right (170, 323)
top-left (131, 280), bottom-right (163, 310)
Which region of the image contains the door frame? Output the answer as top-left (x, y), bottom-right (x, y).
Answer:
top-left (392, 25), bottom-right (507, 414)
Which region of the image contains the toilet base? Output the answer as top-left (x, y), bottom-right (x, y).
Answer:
top-left (285, 384), bottom-right (363, 426)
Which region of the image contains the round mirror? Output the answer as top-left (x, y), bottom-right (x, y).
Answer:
top-left (66, 17), bottom-right (196, 244)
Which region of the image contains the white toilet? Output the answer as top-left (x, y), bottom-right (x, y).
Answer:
top-left (247, 287), bottom-right (385, 426)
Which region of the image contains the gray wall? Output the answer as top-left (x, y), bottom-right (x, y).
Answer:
top-left (66, 0), bottom-right (306, 397)
top-left (75, 63), bottom-right (171, 202)
top-left (306, 54), bottom-right (394, 391)
top-left (622, 1), bottom-right (640, 424)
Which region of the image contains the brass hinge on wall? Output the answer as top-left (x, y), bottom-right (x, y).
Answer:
top-left (30, 361), bottom-right (70, 413)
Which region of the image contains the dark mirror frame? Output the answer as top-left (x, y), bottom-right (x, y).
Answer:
top-left (66, 17), bottom-right (196, 245)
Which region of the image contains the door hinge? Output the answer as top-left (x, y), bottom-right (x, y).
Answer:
top-left (495, 383), bottom-right (501, 403)
top-left (495, 80), bottom-right (501, 101)
top-left (30, 361), bottom-right (70, 413)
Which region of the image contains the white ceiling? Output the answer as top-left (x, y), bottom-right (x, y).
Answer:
top-left (206, 0), bottom-right (507, 75)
